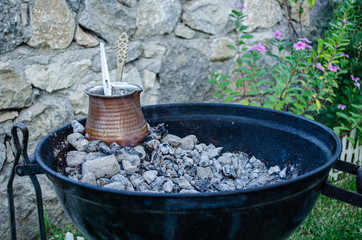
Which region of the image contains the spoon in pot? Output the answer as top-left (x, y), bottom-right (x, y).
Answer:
top-left (116, 32), bottom-right (129, 82)
top-left (100, 42), bottom-right (112, 96)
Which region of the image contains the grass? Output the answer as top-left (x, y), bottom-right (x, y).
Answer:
top-left (39, 209), bottom-right (87, 240)
top-left (291, 173), bottom-right (362, 239)
top-left (32, 173), bottom-right (361, 239)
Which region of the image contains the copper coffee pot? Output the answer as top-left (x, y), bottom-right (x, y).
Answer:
top-left (84, 82), bottom-right (148, 147)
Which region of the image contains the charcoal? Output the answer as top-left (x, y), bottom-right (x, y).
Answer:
top-left (234, 179), bottom-right (246, 189)
top-left (123, 147), bottom-right (142, 157)
top-left (134, 145), bottom-right (146, 160)
top-left (149, 176), bottom-right (166, 191)
top-left (199, 152), bottom-right (210, 167)
top-left (161, 134), bottom-right (182, 148)
top-left (212, 172), bottom-right (223, 180)
top-left (173, 177), bottom-right (193, 190)
top-left (144, 139), bottom-right (160, 153)
top-left (110, 142), bottom-right (122, 154)
top-left (151, 151), bottom-right (162, 165)
top-left (183, 157), bottom-right (194, 167)
top-left (66, 151), bottom-right (86, 167)
top-left (63, 124), bottom-right (300, 194)
top-left (223, 179), bottom-right (236, 190)
top-left (207, 147), bottom-right (223, 159)
top-left (67, 133), bottom-right (89, 151)
top-left (81, 172), bottom-right (97, 186)
top-left (196, 166), bottom-right (213, 180)
top-left (97, 178), bottom-right (109, 187)
top-left (163, 179), bottom-right (174, 193)
top-left (187, 165), bottom-right (197, 177)
top-left (149, 123), bottom-right (168, 140)
top-left (212, 160), bottom-right (223, 172)
top-left (122, 160), bottom-right (138, 175)
top-left (212, 181), bottom-right (234, 191)
top-left (177, 167), bottom-right (185, 177)
top-left (218, 153), bottom-right (233, 166)
top-left (192, 178), bottom-right (211, 192)
top-left (98, 142), bottom-right (113, 155)
top-left (222, 165), bottom-right (236, 179)
top-left (130, 174), bottom-right (148, 191)
top-left (85, 140), bottom-right (101, 152)
top-left (194, 143), bottom-right (207, 152)
top-left (71, 120), bottom-right (85, 134)
top-left (279, 167), bottom-right (287, 178)
top-left (82, 155), bottom-right (120, 179)
top-left (238, 152), bottom-right (249, 162)
top-left (143, 170), bottom-right (158, 184)
top-left (158, 142), bottom-right (174, 155)
top-left (110, 174), bottom-right (129, 185)
top-left (104, 182), bottom-right (126, 191)
top-left (84, 152), bottom-right (106, 162)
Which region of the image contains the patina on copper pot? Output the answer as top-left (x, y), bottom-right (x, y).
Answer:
top-left (84, 82), bottom-right (148, 147)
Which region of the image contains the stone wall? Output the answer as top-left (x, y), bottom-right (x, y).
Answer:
top-left (0, 0), bottom-right (331, 238)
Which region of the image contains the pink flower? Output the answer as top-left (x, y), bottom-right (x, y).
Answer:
top-left (293, 41), bottom-right (304, 50)
top-left (343, 19), bottom-right (352, 24)
top-left (273, 30), bottom-right (281, 39)
top-left (328, 62), bottom-right (339, 72)
top-left (232, 5), bottom-right (246, 9)
top-left (337, 104), bottom-right (346, 110)
top-left (293, 41), bottom-right (312, 51)
top-left (355, 82), bottom-right (361, 89)
top-left (256, 42), bottom-right (266, 52)
top-left (351, 75), bottom-right (360, 82)
top-left (315, 63), bottom-right (324, 71)
top-left (340, 53), bottom-right (349, 58)
top-left (299, 37), bottom-right (311, 43)
top-left (248, 43), bottom-right (266, 52)
top-left (352, 75), bottom-right (360, 89)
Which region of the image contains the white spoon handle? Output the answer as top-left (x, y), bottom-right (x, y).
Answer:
top-left (100, 42), bottom-right (112, 96)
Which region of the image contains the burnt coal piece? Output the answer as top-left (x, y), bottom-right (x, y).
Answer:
top-left (62, 120), bottom-right (300, 193)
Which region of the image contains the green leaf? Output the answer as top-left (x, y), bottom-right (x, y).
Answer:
top-left (220, 81), bottom-right (231, 88)
top-left (336, 112), bottom-right (350, 121)
top-left (347, 137), bottom-right (356, 146)
top-left (351, 104), bottom-right (362, 110)
top-left (239, 25), bottom-right (248, 31)
top-left (304, 114), bottom-right (314, 120)
top-left (261, 88), bottom-right (274, 95)
top-left (207, 79), bottom-right (217, 85)
top-left (213, 92), bottom-right (222, 99)
top-left (266, 52), bottom-right (280, 59)
top-left (256, 69), bottom-right (266, 78)
top-left (241, 34), bottom-right (254, 39)
top-left (226, 45), bottom-right (237, 51)
top-left (242, 98), bottom-right (249, 105)
top-left (236, 79), bottom-right (243, 88)
top-left (241, 76), bottom-right (252, 81)
top-left (224, 96), bottom-right (234, 103)
top-left (219, 75), bottom-right (228, 82)
top-left (222, 88), bottom-right (233, 94)
top-left (317, 39), bottom-right (323, 53)
top-left (238, 66), bottom-right (249, 72)
top-left (308, 0), bottom-right (315, 8)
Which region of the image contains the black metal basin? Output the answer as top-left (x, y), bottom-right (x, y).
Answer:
top-left (34, 103), bottom-right (343, 240)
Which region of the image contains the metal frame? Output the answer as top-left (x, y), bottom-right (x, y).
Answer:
top-left (4, 122), bottom-right (362, 239)
top-left (7, 123), bottom-right (46, 240)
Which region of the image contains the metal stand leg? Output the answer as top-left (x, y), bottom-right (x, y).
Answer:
top-left (7, 123), bottom-right (46, 240)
